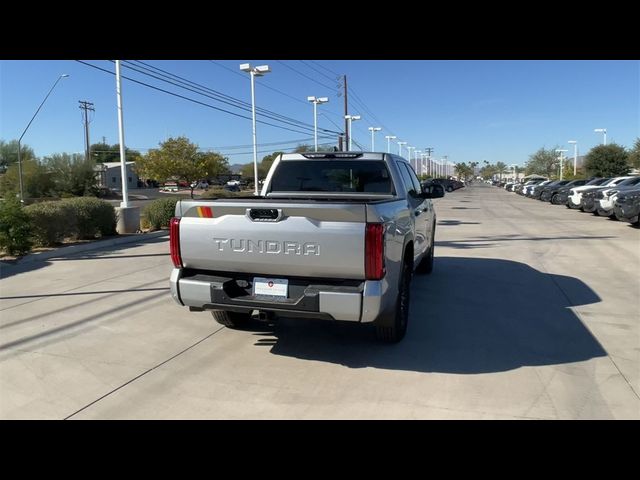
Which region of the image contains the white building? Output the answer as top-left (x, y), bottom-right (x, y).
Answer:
top-left (95, 162), bottom-right (139, 190)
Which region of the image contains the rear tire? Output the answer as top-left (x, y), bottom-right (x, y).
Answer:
top-left (211, 310), bottom-right (251, 329)
top-left (375, 260), bottom-right (411, 343)
top-left (551, 194), bottom-right (560, 204)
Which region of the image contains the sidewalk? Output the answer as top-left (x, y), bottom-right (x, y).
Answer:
top-left (1, 230), bottom-right (168, 266)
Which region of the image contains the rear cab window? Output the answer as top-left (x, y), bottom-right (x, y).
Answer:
top-left (268, 160), bottom-right (395, 194)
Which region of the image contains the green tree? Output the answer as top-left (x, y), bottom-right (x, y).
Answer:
top-left (454, 162), bottom-right (474, 181)
top-left (0, 158), bottom-right (54, 199)
top-left (240, 151), bottom-right (284, 184)
top-left (584, 143), bottom-right (629, 177)
top-left (42, 152), bottom-right (99, 196)
top-left (135, 137), bottom-right (230, 198)
top-left (627, 138), bottom-right (640, 169)
top-left (0, 140), bottom-right (35, 173)
top-left (90, 142), bottom-right (142, 164)
top-left (525, 147), bottom-right (559, 178)
top-left (495, 161), bottom-right (507, 181)
top-left (294, 144), bottom-right (312, 153)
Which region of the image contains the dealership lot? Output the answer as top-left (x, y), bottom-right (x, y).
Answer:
top-left (1, 183), bottom-right (638, 419)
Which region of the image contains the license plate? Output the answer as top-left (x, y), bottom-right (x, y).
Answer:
top-left (253, 277), bottom-right (288, 297)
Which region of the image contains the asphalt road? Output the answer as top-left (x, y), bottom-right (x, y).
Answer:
top-left (1, 184), bottom-right (638, 419)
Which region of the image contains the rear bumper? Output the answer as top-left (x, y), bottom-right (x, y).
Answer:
top-left (170, 268), bottom-right (392, 323)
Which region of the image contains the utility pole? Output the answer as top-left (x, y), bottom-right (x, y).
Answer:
top-left (102, 136), bottom-right (106, 144)
top-left (343, 75), bottom-right (349, 151)
top-left (78, 101), bottom-right (95, 161)
top-left (424, 147), bottom-right (434, 176)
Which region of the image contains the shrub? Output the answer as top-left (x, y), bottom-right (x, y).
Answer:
top-left (199, 188), bottom-right (242, 199)
top-left (62, 197), bottom-right (116, 239)
top-left (143, 197), bottom-right (179, 230)
top-left (24, 201), bottom-right (75, 246)
top-left (0, 197), bottom-right (33, 255)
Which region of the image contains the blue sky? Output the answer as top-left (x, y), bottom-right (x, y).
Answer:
top-left (1, 60), bottom-right (638, 167)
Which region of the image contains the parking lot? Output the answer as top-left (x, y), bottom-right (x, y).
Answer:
top-left (1, 183), bottom-right (638, 419)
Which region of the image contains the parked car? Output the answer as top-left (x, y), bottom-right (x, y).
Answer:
top-left (539, 180), bottom-right (571, 201)
top-left (426, 178), bottom-right (464, 192)
top-left (595, 176), bottom-right (640, 217)
top-left (544, 179), bottom-right (588, 204)
top-left (613, 186), bottom-right (640, 225)
top-left (524, 180), bottom-right (551, 197)
top-left (191, 180), bottom-right (210, 190)
top-left (567, 177), bottom-right (617, 209)
top-left (577, 177), bottom-right (635, 212)
top-left (558, 178), bottom-right (604, 207)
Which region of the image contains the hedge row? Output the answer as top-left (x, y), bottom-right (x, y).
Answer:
top-left (23, 197), bottom-right (117, 247)
top-left (143, 197), bottom-right (179, 230)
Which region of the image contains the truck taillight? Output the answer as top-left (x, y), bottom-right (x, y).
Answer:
top-left (365, 223), bottom-right (385, 280)
top-left (169, 217), bottom-right (182, 268)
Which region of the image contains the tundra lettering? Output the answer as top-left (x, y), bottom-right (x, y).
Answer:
top-left (212, 237), bottom-right (320, 256)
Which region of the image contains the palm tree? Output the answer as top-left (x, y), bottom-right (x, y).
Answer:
top-left (495, 161), bottom-right (507, 181)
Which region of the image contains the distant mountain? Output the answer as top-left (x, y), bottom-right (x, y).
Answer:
top-left (228, 163), bottom-right (247, 174)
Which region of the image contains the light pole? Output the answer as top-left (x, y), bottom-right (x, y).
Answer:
top-left (385, 135), bottom-right (396, 153)
top-left (397, 141), bottom-right (407, 156)
top-left (407, 146), bottom-right (415, 166)
top-left (594, 128), bottom-right (607, 145)
top-left (240, 63), bottom-right (271, 195)
top-left (368, 127), bottom-right (381, 151)
top-left (555, 149), bottom-right (568, 180)
top-left (307, 96), bottom-right (329, 152)
top-left (568, 140), bottom-right (578, 175)
top-left (344, 115), bottom-right (361, 150)
top-left (414, 150), bottom-right (422, 173)
top-left (16, 73), bottom-right (69, 204)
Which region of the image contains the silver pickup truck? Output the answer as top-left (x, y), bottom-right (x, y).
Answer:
top-left (169, 152), bottom-right (444, 342)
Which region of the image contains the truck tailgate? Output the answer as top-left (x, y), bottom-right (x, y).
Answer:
top-left (177, 200), bottom-right (367, 279)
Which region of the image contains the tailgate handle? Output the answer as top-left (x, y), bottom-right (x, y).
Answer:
top-left (247, 208), bottom-right (283, 222)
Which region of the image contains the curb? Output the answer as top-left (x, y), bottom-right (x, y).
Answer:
top-left (7, 230), bottom-right (169, 265)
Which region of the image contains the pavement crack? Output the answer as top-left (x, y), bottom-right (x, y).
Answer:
top-left (63, 327), bottom-right (225, 419)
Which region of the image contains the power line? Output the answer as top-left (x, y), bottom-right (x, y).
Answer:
top-left (275, 60), bottom-right (336, 91)
top-left (120, 60), bottom-right (339, 135)
top-left (208, 60), bottom-right (346, 124)
top-left (309, 60), bottom-right (341, 78)
top-left (208, 60), bottom-right (311, 107)
top-left (132, 60), bottom-right (319, 129)
top-left (348, 86), bottom-right (397, 137)
top-left (205, 135), bottom-right (332, 151)
top-left (299, 60), bottom-right (338, 83)
top-left (220, 141), bottom-right (337, 157)
top-left (76, 60), bottom-right (329, 137)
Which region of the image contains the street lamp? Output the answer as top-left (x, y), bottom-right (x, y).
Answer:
top-left (594, 128), bottom-right (607, 145)
top-left (16, 73), bottom-right (69, 204)
top-left (414, 150), bottom-right (422, 173)
top-left (568, 140), bottom-right (578, 176)
top-left (240, 63), bottom-right (271, 195)
top-left (407, 146), bottom-right (415, 166)
top-left (368, 127), bottom-right (381, 151)
top-left (397, 141), bottom-right (407, 156)
top-left (344, 114), bottom-right (361, 150)
top-left (307, 96), bottom-right (329, 152)
top-left (555, 149), bottom-right (568, 180)
top-left (385, 135), bottom-right (396, 153)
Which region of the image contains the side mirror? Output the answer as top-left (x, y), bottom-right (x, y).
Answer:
top-left (421, 183), bottom-right (445, 198)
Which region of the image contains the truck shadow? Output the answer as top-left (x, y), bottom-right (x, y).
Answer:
top-left (251, 257), bottom-right (606, 374)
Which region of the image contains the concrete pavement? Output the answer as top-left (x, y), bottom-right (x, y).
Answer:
top-left (0, 184), bottom-right (638, 419)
